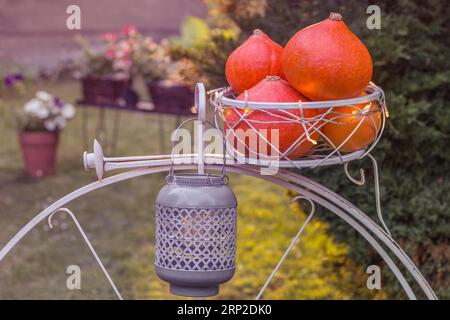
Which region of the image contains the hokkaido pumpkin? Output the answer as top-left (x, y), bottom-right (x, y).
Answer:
top-left (225, 29), bottom-right (284, 94)
top-left (224, 76), bottom-right (320, 159)
top-left (321, 93), bottom-right (381, 152)
top-left (281, 12), bottom-right (373, 101)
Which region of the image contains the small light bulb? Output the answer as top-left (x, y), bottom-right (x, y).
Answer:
top-left (305, 131), bottom-right (317, 145)
top-left (362, 104), bottom-right (371, 114)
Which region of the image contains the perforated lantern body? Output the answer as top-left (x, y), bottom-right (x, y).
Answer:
top-left (155, 174), bottom-right (237, 297)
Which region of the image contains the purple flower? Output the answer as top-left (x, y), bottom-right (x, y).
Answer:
top-left (3, 73), bottom-right (23, 87)
top-left (13, 73), bottom-right (24, 81)
top-left (54, 96), bottom-right (64, 108)
top-left (4, 75), bottom-right (14, 87)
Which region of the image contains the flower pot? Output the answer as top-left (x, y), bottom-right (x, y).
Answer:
top-left (19, 131), bottom-right (59, 177)
top-left (81, 75), bottom-right (131, 105)
top-left (147, 80), bottom-right (194, 115)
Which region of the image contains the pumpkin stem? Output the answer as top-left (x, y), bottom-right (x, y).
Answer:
top-left (265, 75), bottom-right (280, 81)
top-left (253, 29), bottom-right (263, 35)
top-left (329, 12), bottom-right (342, 21)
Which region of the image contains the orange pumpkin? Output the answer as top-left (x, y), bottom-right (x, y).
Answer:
top-left (225, 29), bottom-right (284, 94)
top-left (224, 76), bottom-right (320, 159)
top-left (321, 93), bottom-right (381, 152)
top-left (281, 12), bottom-right (373, 101)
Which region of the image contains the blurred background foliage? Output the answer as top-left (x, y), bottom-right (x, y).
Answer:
top-left (171, 0), bottom-right (450, 298)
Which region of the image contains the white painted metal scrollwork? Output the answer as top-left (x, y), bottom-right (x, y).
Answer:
top-left (0, 163), bottom-right (437, 299)
top-left (48, 208), bottom-right (123, 300)
top-left (256, 195), bottom-right (315, 300)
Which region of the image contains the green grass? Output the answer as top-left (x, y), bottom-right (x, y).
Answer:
top-left (0, 80), bottom-right (384, 299)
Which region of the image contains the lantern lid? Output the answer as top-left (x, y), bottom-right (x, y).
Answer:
top-left (168, 173), bottom-right (226, 187)
top-left (157, 173), bottom-right (237, 208)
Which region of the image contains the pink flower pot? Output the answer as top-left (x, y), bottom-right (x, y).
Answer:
top-left (147, 80), bottom-right (194, 115)
top-left (81, 75), bottom-right (131, 105)
top-left (19, 131), bottom-right (59, 177)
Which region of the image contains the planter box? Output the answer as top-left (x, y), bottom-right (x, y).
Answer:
top-left (147, 81), bottom-right (194, 115)
top-left (81, 75), bottom-right (131, 106)
top-left (19, 131), bottom-right (59, 177)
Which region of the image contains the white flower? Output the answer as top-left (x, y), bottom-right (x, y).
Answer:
top-left (36, 104), bottom-right (50, 119)
top-left (36, 91), bottom-right (52, 102)
top-left (24, 91), bottom-right (74, 131)
top-left (38, 109), bottom-right (50, 119)
top-left (44, 119), bottom-right (57, 131)
top-left (61, 104), bottom-right (75, 119)
top-left (24, 98), bottom-right (42, 113)
top-left (24, 98), bottom-right (50, 119)
top-left (50, 105), bottom-right (60, 116)
top-left (54, 116), bottom-right (67, 130)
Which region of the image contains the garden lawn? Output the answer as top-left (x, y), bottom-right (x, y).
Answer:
top-left (0, 80), bottom-right (386, 299)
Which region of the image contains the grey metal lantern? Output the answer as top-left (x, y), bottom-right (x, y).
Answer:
top-left (154, 85), bottom-right (238, 297)
top-left (155, 173), bottom-right (237, 297)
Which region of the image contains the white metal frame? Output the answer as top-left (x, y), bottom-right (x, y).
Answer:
top-left (0, 83), bottom-right (437, 300)
top-left (0, 163), bottom-right (437, 300)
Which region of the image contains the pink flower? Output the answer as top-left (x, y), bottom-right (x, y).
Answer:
top-left (105, 48), bottom-right (115, 59)
top-left (102, 32), bottom-right (117, 42)
top-left (115, 50), bottom-right (127, 59)
top-left (113, 58), bottom-right (132, 72)
top-left (121, 24), bottom-right (137, 36)
top-left (121, 41), bottom-right (131, 53)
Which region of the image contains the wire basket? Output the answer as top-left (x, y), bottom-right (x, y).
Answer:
top-left (209, 82), bottom-right (388, 169)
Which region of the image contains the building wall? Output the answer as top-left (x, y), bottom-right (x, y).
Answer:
top-left (0, 0), bottom-right (206, 68)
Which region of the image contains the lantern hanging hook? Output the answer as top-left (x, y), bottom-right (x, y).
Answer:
top-left (195, 83), bottom-right (206, 174)
top-left (167, 118), bottom-right (228, 183)
top-left (168, 82), bottom-right (226, 180)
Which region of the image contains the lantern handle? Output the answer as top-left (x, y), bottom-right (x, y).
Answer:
top-left (196, 83), bottom-right (206, 174)
top-left (167, 118), bottom-right (228, 182)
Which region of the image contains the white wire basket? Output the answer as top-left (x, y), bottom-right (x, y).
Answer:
top-left (209, 82), bottom-right (388, 169)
